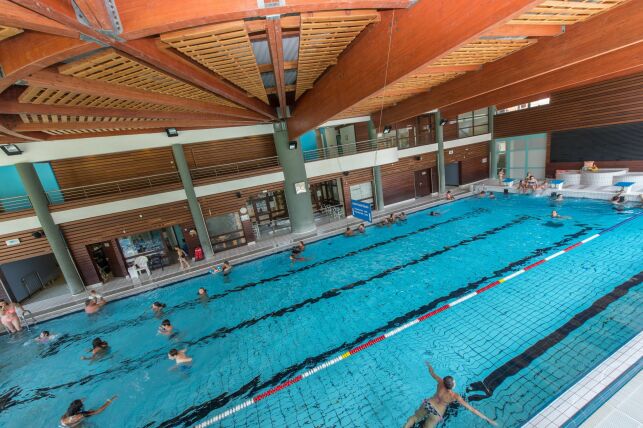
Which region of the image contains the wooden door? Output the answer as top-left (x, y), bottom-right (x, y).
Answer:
top-left (414, 169), bottom-right (431, 197)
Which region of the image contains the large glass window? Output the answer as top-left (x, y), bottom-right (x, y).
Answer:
top-left (205, 213), bottom-right (246, 251)
top-left (457, 108), bottom-right (489, 138)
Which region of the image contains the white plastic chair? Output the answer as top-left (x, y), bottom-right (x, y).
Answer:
top-left (134, 255), bottom-right (151, 278)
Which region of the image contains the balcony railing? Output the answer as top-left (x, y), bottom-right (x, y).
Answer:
top-left (302, 137), bottom-right (397, 162)
top-left (45, 171), bottom-right (182, 204)
top-left (190, 156), bottom-right (281, 181)
top-left (0, 195), bottom-right (32, 213)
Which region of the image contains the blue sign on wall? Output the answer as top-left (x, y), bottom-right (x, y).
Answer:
top-left (351, 199), bottom-right (372, 223)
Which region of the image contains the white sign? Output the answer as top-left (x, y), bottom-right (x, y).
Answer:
top-left (294, 181), bottom-right (307, 194)
top-left (482, 157), bottom-right (488, 163)
top-left (240, 214), bottom-right (250, 221)
top-left (5, 238), bottom-right (20, 247)
top-left (448, 150), bottom-right (454, 155)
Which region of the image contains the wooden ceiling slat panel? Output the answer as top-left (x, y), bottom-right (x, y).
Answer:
top-left (57, 48), bottom-right (238, 107)
top-left (0, 26), bottom-right (23, 42)
top-left (161, 21), bottom-right (268, 103)
top-left (509, 0), bottom-right (628, 24)
top-left (295, 10), bottom-right (380, 99)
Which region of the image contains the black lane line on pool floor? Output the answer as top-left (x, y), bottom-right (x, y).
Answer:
top-left (464, 271), bottom-right (643, 402)
top-left (38, 208), bottom-right (491, 358)
top-left (150, 224), bottom-right (596, 428)
top-left (0, 213), bottom-right (530, 414)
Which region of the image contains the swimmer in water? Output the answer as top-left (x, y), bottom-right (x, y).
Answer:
top-left (488, 191), bottom-right (495, 199)
top-left (221, 261), bottom-right (232, 276)
top-left (429, 211), bottom-right (440, 217)
top-left (445, 191), bottom-right (454, 201)
top-left (478, 191), bottom-right (486, 198)
top-left (296, 241), bottom-right (305, 252)
top-left (168, 348), bottom-right (192, 365)
top-left (551, 210), bottom-right (571, 219)
top-left (88, 290), bottom-right (106, 305)
top-left (84, 299), bottom-right (102, 315)
top-left (399, 212), bottom-right (407, 221)
top-left (158, 319), bottom-right (173, 336)
top-left (151, 302), bottom-right (166, 317)
top-left (403, 361), bottom-right (497, 428)
top-left (81, 338), bottom-right (109, 361)
top-left (35, 330), bottom-right (53, 343)
top-left (344, 227), bottom-right (354, 237)
top-left (60, 396), bottom-right (117, 427)
top-left (357, 223), bottom-right (366, 233)
top-left (289, 251), bottom-right (307, 263)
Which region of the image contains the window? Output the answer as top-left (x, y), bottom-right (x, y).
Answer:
top-left (458, 108), bottom-right (489, 138)
top-left (497, 97), bottom-right (550, 114)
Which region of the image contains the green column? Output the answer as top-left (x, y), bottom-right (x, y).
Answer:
top-left (273, 121), bottom-right (316, 234)
top-left (435, 110), bottom-right (446, 194)
top-left (171, 144), bottom-right (215, 259)
top-left (368, 119), bottom-right (385, 210)
top-left (15, 163), bottom-right (85, 295)
top-left (488, 105), bottom-right (498, 179)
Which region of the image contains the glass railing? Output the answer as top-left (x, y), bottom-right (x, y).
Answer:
top-left (302, 137), bottom-right (397, 162)
top-left (0, 195), bottom-right (33, 213)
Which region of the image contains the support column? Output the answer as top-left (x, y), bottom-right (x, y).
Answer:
top-left (435, 110), bottom-right (446, 194)
top-left (488, 105), bottom-right (498, 179)
top-left (15, 163), bottom-right (85, 295)
top-left (273, 121), bottom-right (316, 234)
top-left (171, 144), bottom-right (215, 259)
top-left (368, 119), bottom-right (385, 210)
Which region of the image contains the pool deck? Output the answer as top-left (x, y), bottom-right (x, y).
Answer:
top-left (17, 187), bottom-right (471, 325)
top-left (524, 331), bottom-right (643, 428)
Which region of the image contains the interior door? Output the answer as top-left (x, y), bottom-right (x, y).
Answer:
top-left (414, 169), bottom-right (431, 197)
top-left (445, 162), bottom-right (461, 186)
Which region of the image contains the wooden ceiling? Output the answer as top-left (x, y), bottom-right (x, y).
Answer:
top-left (0, 0), bottom-right (637, 143)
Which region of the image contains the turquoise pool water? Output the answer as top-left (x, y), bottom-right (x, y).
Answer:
top-left (0, 194), bottom-right (641, 427)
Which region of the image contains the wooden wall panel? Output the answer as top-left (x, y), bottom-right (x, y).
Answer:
top-left (60, 201), bottom-right (192, 285)
top-left (494, 72), bottom-right (643, 138)
top-left (445, 141), bottom-right (490, 184)
top-left (184, 134), bottom-right (276, 169)
top-left (0, 208), bottom-right (36, 222)
top-left (381, 153), bottom-right (437, 205)
top-left (51, 147), bottom-right (177, 189)
top-left (0, 228), bottom-right (52, 264)
top-left (354, 122), bottom-right (370, 142)
top-left (443, 122), bottom-right (459, 141)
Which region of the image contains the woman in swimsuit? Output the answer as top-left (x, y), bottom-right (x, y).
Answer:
top-left (60, 396), bottom-right (117, 427)
top-left (0, 300), bottom-right (23, 333)
top-left (403, 361), bottom-right (497, 428)
top-left (81, 337), bottom-right (110, 361)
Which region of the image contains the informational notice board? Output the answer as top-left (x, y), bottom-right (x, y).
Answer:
top-left (351, 199), bottom-right (372, 223)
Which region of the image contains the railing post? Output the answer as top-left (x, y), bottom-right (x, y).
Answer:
top-left (368, 119), bottom-right (385, 211)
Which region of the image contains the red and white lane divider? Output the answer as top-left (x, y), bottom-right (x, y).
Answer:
top-left (194, 213), bottom-right (641, 428)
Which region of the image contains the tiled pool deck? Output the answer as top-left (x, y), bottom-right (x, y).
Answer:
top-left (525, 331), bottom-right (643, 428)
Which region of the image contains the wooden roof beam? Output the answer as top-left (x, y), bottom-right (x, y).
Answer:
top-left (0, 31), bottom-right (96, 93)
top-left (72, 0), bottom-right (115, 32)
top-left (116, 0), bottom-right (414, 39)
top-left (380, 0), bottom-right (643, 124)
top-left (0, 0), bottom-right (78, 37)
top-left (258, 61), bottom-right (297, 73)
top-left (287, 0), bottom-right (541, 138)
top-left (24, 69), bottom-right (265, 120)
top-left (482, 24), bottom-right (564, 37)
top-left (440, 44), bottom-right (643, 120)
top-left (266, 18), bottom-right (287, 117)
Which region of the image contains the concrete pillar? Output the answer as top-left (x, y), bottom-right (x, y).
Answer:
top-left (435, 110), bottom-right (446, 194)
top-left (368, 119), bottom-right (385, 210)
top-left (273, 121), bottom-right (316, 234)
top-left (488, 105), bottom-right (498, 179)
top-left (171, 144), bottom-right (215, 259)
top-left (15, 163), bottom-right (85, 295)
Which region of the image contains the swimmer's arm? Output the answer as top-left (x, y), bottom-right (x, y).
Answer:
top-left (85, 396), bottom-right (117, 416)
top-left (424, 361), bottom-right (442, 383)
top-left (456, 395), bottom-right (497, 426)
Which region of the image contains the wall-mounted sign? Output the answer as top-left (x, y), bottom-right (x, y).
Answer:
top-left (482, 157), bottom-right (488, 163)
top-left (294, 181), bottom-right (307, 194)
top-left (448, 150), bottom-right (454, 155)
top-left (5, 238), bottom-right (20, 247)
top-left (240, 214), bottom-right (250, 221)
top-left (351, 200), bottom-right (372, 223)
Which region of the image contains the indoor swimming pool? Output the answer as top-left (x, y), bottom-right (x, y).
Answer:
top-left (0, 194), bottom-right (641, 428)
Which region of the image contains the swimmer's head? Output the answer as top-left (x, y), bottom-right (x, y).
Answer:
top-left (161, 319), bottom-right (171, 326)
top-left (152, 301), bottom-right (166, 309)
top-left (92, 337), bottom-right (106, 348)
top-left (168, 348), bottom-right (178, 357)
top-left (40, 331), bottom-right (50, 337)
top-left (198, 287), bottom-right (206, 295)
top-left (65, 399), bottom-right (84, 417)
top-left (85, 299), bottom-right (93, 306)
top-left (346, 227), bottom-right (351, 231)
top-left (443, 376), bottom-right (455, 390)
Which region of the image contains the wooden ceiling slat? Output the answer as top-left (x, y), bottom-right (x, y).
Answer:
top-left (0, 25), bottom-right (23, 42)
top-left (161, 21), bottom-right (269, 103)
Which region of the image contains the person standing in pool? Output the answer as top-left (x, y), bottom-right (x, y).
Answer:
top-left (60, 396), bottom-right (117, 427)
top-left (168, 348), bottom-right (192, 365)
top-left (151, 302), bottom-right (166, 317)
top-left (404, 361), bottom-right (497, 428)
top-left (221, 261), bottom-right (232, 276)
top-left (81, 338), bottom-right (109, 361)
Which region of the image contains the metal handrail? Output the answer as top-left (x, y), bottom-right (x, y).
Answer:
top-left (45, 170), bottom-right (182, 204)
top-left (190, 155), bottom-right (281, 181)
top-left (302, 137), bottom-right (397, 162)
top-left (0, 195), bottom-right (33, 212)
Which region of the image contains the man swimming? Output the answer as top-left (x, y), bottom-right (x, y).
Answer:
top-left (158, 319), bottom-right (174, 336)
top-left (404, 361), bottom-right (497, 428)
top-left (84, 299), bottom-right (102, 315)
top-left (168, 348), bottom-right (192, 365)
top-left (357, 223), bottom-right (366, 233)
top-left (344, 227), bottom-right (354, 237)
top-left (551, 210), bottom-right (571, 219)
top-left (445, 191), bottom-right (454, 201)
